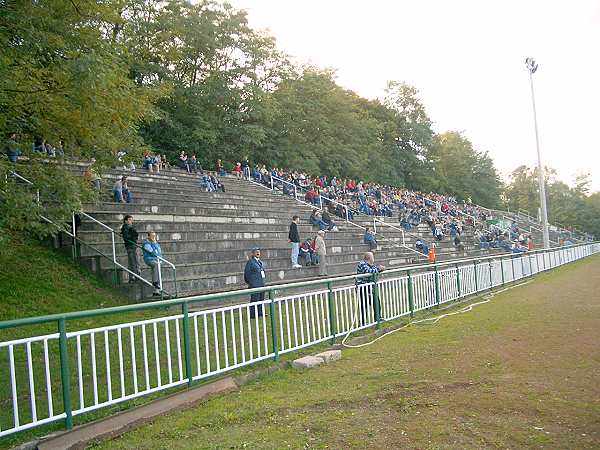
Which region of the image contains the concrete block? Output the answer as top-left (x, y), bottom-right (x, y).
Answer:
top-left (292, 356), bottom-right (324, 369)
top-left (315, 350), bottom-right (342, 363)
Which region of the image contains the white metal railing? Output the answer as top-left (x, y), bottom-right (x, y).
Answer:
top-left (7, 170), bottom-right (177, 295)
top-left (77, 212), bottom-right (176, 295)
top-left (260, 175), bottom-right (424, 258)
top-left (371, 217), bottom-right (429, 260)
top-left (0, 243), bottom-right (597, 438)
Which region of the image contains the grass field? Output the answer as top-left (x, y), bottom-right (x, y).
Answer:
top-left (92, 254), bottom-right (600, 449)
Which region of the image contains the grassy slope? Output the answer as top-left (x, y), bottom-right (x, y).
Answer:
top-left (0, 237), bottom-right (130, 323)
top-left (95, 255), bottom-right (600, 450)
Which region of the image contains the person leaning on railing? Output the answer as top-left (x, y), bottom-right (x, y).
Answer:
top-left (142, 231), bottom-right (163, 296)
top-left (121, 215), bottom-right (141, 283)
top-left (356, 252), bottom-right (385, 326)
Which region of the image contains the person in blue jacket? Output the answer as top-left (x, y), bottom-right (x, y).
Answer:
top-left (142, 231), bottom-right (162, 296)
top-left (244, 247), bottom-right (265, 318)
top-left (363, 226), bottom-right (378, 251)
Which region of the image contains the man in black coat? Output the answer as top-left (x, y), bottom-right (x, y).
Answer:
top-left (244, 247), bottom-right (266, 318)
top-left (289, 215), bottom-right (301, 268)
top-left (121, 215), bottom-right (140, 282)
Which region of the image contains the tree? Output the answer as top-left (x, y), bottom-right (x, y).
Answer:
top-left (429, 132), bottom-right (502, 207)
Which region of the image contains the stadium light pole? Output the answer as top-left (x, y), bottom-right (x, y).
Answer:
top-left (525, 57), bottom-right (550, 249)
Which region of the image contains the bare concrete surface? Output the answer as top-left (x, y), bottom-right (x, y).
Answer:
top-left (36, 377), bottom-right (237, 450)
top-left (315, 350), bottom-right (342, 363)
top-left (291, 355), bottom-right (324, 369)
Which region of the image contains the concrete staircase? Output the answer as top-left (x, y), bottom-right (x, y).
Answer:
top-left (72, 166), bottom-right (506, 300)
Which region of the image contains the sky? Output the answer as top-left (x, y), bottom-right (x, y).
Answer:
top-left (226, 0), bottom-right (600, 193)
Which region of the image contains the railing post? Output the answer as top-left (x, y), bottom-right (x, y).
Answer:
top-left (58, 318), bottom-right (73, 430)
top-left (488, 260), bottom-right (493, 289)
top-left (473, 260), bottom-right (479, 293)
top-left (434, 266), bottom-right (440, 306)
top-left (327, 281), bottom-right (336, 344)
top-left (510, 255), bottom-right (516, 280)
top-left (373, 273), bottom-right (381, 328)
top-left (294, 185), bottom-right (297, 201)
top-left (407, 270), bottom-right (414, 317)
top-left (500, 258), bottom-right (505, 285)
top-left (345, 206), bottom-right (349, 222)
top-left (111, 232), bottom-right (119, 285)
top-left (455, 263), bottom-right (461, 298)
top-left (373, 218), bottom-right (377, 234)
top-left (270, 176), bottom-right (273, 191)
top-left (268, 290), bottom-right (279, 361)
top-left (319, 196), bottom-right (322, 209)
top-left (182, 302), bottom-right (193, 386)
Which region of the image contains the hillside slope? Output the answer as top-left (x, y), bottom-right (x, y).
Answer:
top-left (0, 237), bottom-right (130, 322)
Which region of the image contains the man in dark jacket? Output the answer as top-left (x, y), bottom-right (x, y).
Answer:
top-left (121, 215), bottom-right (140, 283)
top-left (244, 247), bottom-right (265, 318)
top-left (289, 215), bottom-right (301, 268)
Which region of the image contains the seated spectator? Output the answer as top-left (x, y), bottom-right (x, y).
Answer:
top-left (453, 234), bottom-right (464, 251)
top-left (209, 172), bottom-right (225, 192)
top-left (309, 209), bottom-right (329, 231)
top-left (363, 226), bottom-right (378, 251)
top-left (32, 137), bottom-right (46, 154)
top-left (321, 209), bottom-right (337, 231)
top-left (415, 239), bottom-right (429, 255)
top-left (200, 173), bottom-right (216, 192)
top-left (299, 238), bottom-right (317, 266)
top-left (84, 160), bottom-right (102, 190)
top-left (161, 154), bottom-right (170, 169)
top-left (142, 231), bottom-right (162, 296)
top-left (233, 162), bottom-right (242, 178)
top-left (5, 133), bottom-right (21, 164)
top-left (113, 176), bottom-right (133, 203)
top-left (178, 151), bottom-right (190, 172)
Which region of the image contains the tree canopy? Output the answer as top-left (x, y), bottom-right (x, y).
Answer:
top-left (0, 0), bottom-right (595, 237)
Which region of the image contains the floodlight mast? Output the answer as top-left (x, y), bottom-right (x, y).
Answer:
top-left (525, 57), bottom-right (550, 249)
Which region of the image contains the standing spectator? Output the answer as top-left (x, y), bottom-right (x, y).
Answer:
top-left (5, 133), bottom-right (21, 164)
top-left (243, 247), bottom-right (265, 318)
top-left (363, 226), bottom-right (378, 251)
top-left (289, 215), bottom-right (301, 268)
top-left (315, 230), bottom-right (328, 276)
top-left (113, 176), bottom-right (132, 203)
top-left (188, 155), bottom-right (199, 173)
top-left (356, 252), bottom-right (385, 326)
top-left (121, 215), bottom-right (140, 283)
top-left (233, 162), bottom-right (242, 178)
top-left (242, 159), bottom-right (251, 179)
top-left (216, 159), bottom-right (226, 176)
top-left (142, 231), bottom-right (162, 296)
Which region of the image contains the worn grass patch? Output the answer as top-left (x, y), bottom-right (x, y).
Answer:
top-left (93, 255), bottom-right (600, 449)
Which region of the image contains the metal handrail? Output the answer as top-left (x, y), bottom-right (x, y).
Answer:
top-left (8, 170), bottom-right (177, 297)
top-left (371, 217), bottom-right (429, 259)
top-left (267, 175), bottom-right (426, 257)
top-left (0, 241), bottom-right (595, 330)
top-left (78, 212), bottom-right (178, 297)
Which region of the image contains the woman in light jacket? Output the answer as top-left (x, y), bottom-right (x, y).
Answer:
top-left (315, 230), bottom-right (328, 276)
